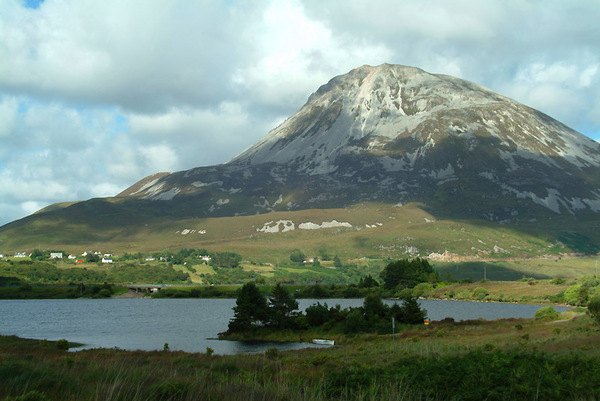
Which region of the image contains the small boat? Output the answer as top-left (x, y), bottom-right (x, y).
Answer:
top-left (312, 339), bottom-right (335, 345)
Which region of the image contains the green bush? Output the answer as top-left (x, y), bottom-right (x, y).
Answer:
top-left (55, 339), bottom-right (70, 350)
top-left (534, 306), bottom-right (559, 321)
top-left (412, 282), bottom-right (433, 298)
top-left (563, 284), bottom-right (584, 305)
top-left (472, 287), bottom-right (489, 301)
top-left (587, 295), bottom-right (600, 325)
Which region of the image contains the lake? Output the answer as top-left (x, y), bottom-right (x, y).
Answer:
top-left (0, 298), bottom-right (571, 355)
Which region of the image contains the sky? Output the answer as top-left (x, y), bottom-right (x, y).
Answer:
top-left (0, 0), bottom-right (599, 227)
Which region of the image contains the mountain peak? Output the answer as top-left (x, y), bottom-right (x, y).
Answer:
top-left (231, 64), bottom-right (599, 176)
top-left (118, 63), bottom-right (600, 219)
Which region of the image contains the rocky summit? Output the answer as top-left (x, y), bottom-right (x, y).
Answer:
top-left (118, 64), bottom-right (600, 222)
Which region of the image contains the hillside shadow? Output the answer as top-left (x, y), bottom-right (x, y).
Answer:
top-left (434, 261), bottom-right (552, 281)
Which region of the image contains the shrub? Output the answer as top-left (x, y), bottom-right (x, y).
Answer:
top-left (564, 284), bottom-right (584, 305)
top-left (413, 282), bottom-right (433, 298)
top-left (55, 339), bottom-right (70, 350)
top-left (534, 306), bottom-right (559, 321)
top-left (265, 347), bottom-right (279, 360)
top-left (587, 295), bottom-right (600, 326)
top-left (472, 287), bottom-right (489, 301)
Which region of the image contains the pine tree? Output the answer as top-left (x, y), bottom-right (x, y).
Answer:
top-left (268, 283), bottom-right (299, 328)
top-left (228, 282), bottom-right (269, 332)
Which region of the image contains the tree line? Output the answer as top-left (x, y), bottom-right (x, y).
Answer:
top-left (227, 282), bottom-right (427, 335)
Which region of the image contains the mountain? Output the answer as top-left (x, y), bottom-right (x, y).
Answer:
top-left (2, 64), bottom-right (600, 255)
top-left (118, 64), bottom-right (600, 221)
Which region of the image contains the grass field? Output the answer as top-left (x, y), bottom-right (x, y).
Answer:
top-left (2, 311), bottom-right (600, 400)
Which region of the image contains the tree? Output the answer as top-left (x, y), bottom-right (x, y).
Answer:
top-left (333, 255), bottom-right (343, 268)
top-left (228, 282), bottom-right (269, 332)
top-left (588, 295), bottom-right (600, 326)
top-left (30, 249), bottom-right (45, 261)
top-left (85, 253), bottom-right (99, 263)
top-left (358, 274), bottom-right (379, 288)
top-left (290, 249), bottom-right (305, 264)
top-left (380, 258), bottom-right (437, 289)
top-left (210, 252), bottom-right (242, 268)
top-left (268, 283), bottom-right (299, 328)
top-left (344, 308), bottom-right (367, 333)
top-left (305, 302), bottom-right (330, 327)
top-left (393, 295), bottom-right (427, 324)
top-left (362, 293), bottom-right (387, 319)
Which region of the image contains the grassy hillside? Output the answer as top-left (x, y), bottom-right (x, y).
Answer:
top-left (2, 202), bottom-right (599, 265)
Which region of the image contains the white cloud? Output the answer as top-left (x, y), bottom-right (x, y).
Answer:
top-left (0, 97), bottom-right (18, 139)
top-left (139, 144), bottom-right (178, 173)
top-left (0, 0), bottom-right (599, 226)
top-left (21, 201), bottom-right (45, 216)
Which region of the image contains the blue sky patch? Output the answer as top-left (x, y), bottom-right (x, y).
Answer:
top-left (22, 0), bottom-right (44, 9)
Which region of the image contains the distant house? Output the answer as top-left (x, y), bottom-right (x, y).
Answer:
top-left (50, 252), bottom-right (63, 259)
top-left (14, 252), bottom-right (27, 258)
top-left (102, 257), bottom-right (113, 264)
top-left (68, 255), bottom-right (76, 260)
top-left (200, 255), bottom-right (211, 262)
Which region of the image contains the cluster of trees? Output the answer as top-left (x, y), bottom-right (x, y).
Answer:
top-left (227, 282), bottom-right (427, 335)
top-left (122, 248), bottom-right (243, 269)
top-left (209, 252), bottom-right (242, 268)
top-left (303, 294), bottom-right (426, 334)
top-left (0, 260), bottom-right (190, 284)
top-left (122, 248), bottom-right (210, 265)
top-left (29, 249), bottom-right (67, 261)
top-left (289, 249), bottom-right (344, 268)
top-left (549, 278), bottom-right (600, 306)
top-left (379, 258), bottom-right (440, 289)
top-left (228, 283), bottom-right (299, 332)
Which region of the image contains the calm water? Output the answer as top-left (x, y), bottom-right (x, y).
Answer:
top-left (0, 298), bottom-right (570, 355)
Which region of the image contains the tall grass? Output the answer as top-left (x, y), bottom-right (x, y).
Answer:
top-left (3, 312), bottom-right (600, 401)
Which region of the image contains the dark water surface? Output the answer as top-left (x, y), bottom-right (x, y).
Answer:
top-left (0, 298), bottom-right (570, 355)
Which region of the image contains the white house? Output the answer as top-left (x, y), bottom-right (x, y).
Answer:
top-left (102, 257), bottom-right (113, 263)
top-left (50, 252), bottom-right (63, 259)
